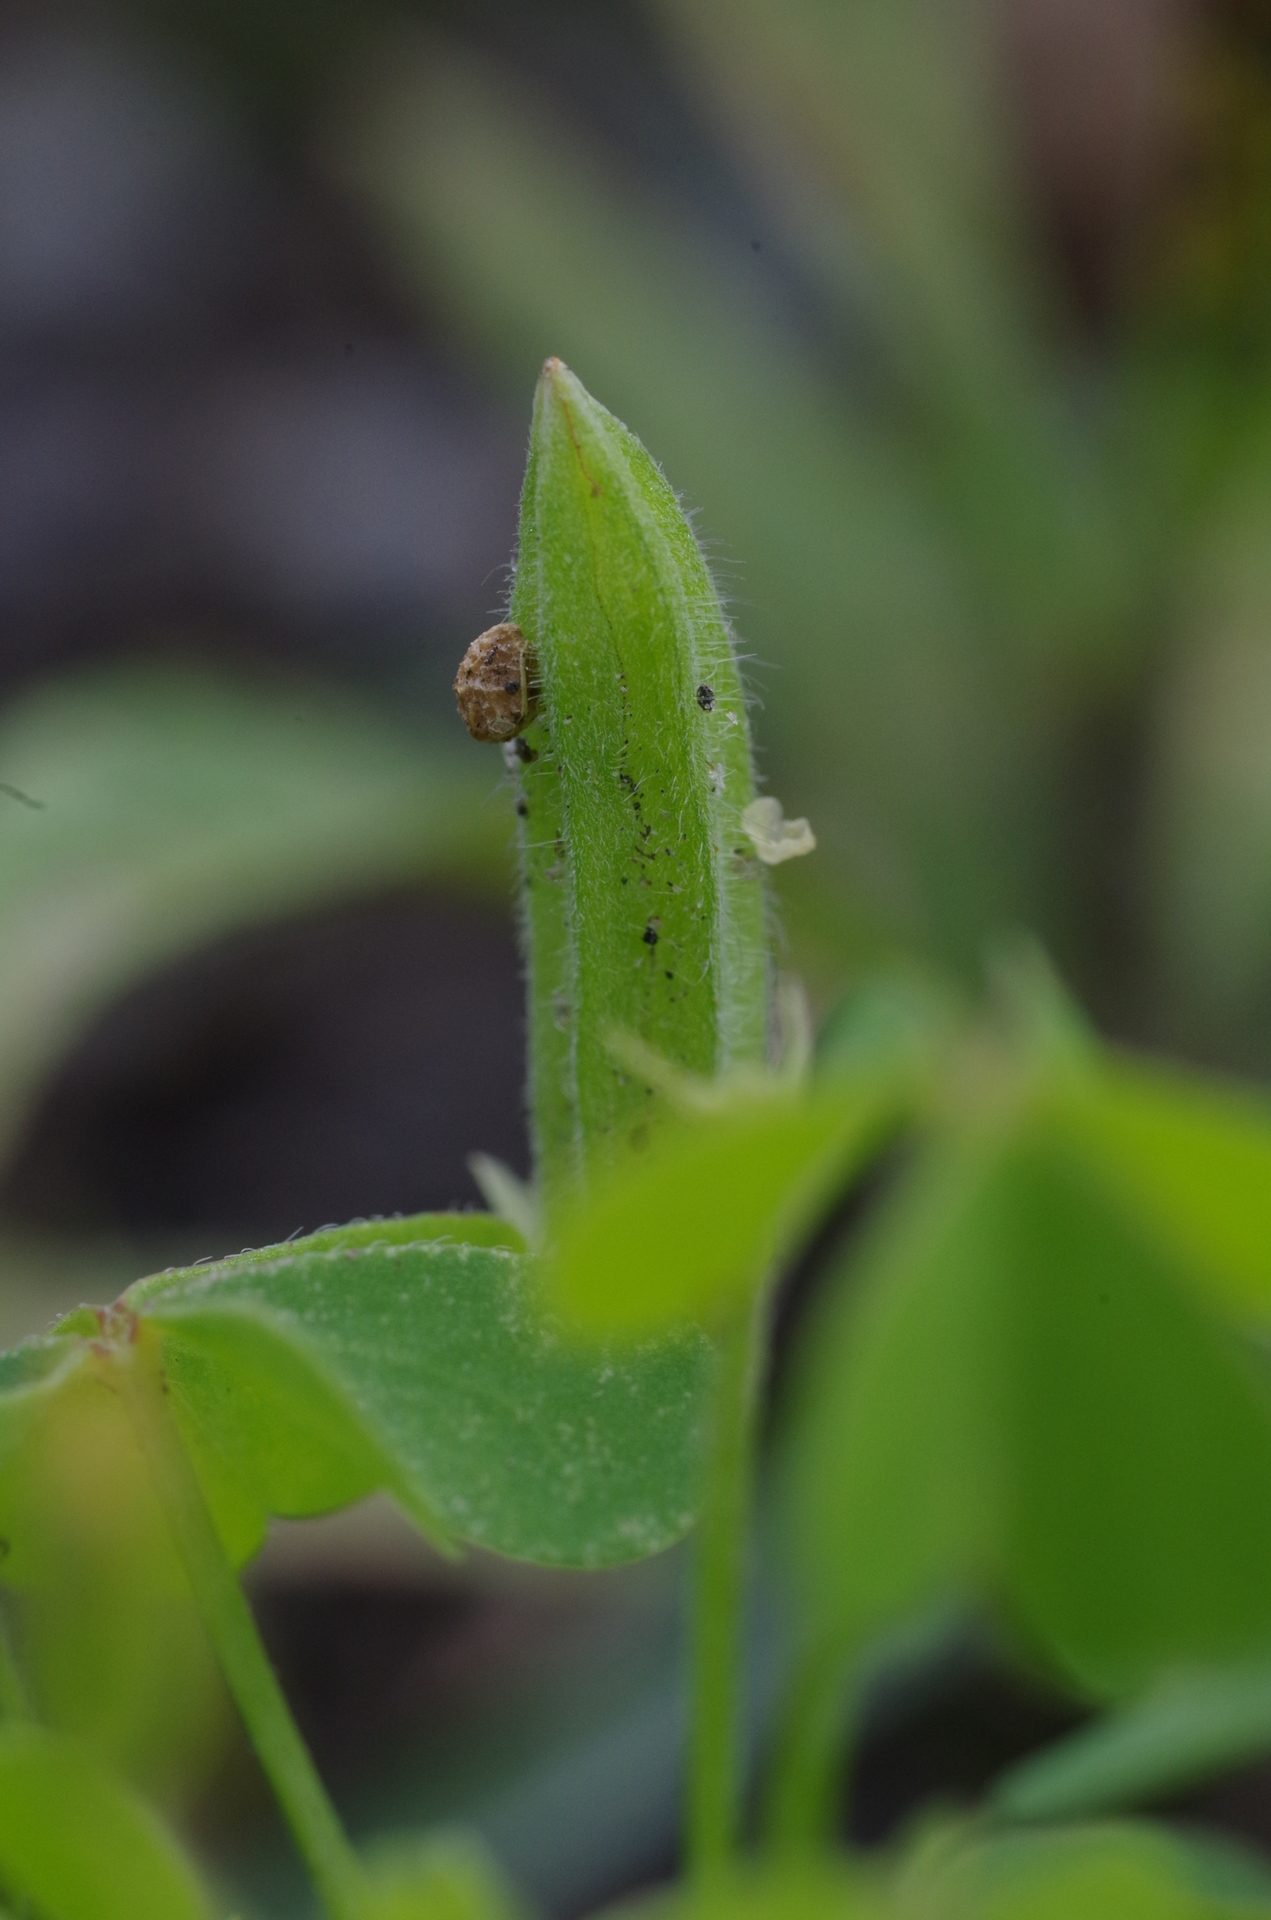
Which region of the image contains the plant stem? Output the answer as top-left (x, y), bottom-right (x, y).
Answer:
top-left (687, 1291), bottom-right (766, 1880)
top-left (118, 1323), bottom-right (367, 1920)
top-left (761, 1634), bottom-right (855, 1851)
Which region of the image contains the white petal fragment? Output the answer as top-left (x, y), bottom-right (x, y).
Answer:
top-left (741, 795), bottom-right (817, 866)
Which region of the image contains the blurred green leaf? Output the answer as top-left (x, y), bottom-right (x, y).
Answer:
top-left (548, 1080), bottom-right (902, 1335)
top-left (1050, 1053), bottom-right (1271, 1321)
top-left (0, 1722), bottom-right (211, 1920)
top-left (815, 971), bottom-right (964, 1078)
top-left (1144, 500), bottom-right (1271, 1066)
top-left (994, 1658), bottom-right (1271, 1823)
top-left (653, 0), bottom-right (1136, 661)
top-left (907, 1820), bottom-right (1271, 1920)
top-left (781, 1128), bottom-right (1271, 1701)
top-left (0, 660), bottom-right (503, 1166)
top-left (595, 1858), bottom-right (886, 1919)
top-left (598, 1824), bottom-right (1271, 1918)
top-left (361, 1829), bottom-right (526, 1920)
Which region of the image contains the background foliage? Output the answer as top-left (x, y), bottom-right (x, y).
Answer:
top-left (8, 1), bottom-right (1271, 1914)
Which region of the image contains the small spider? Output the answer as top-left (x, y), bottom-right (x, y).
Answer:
top-left (454, 623), bottom-right (538, 742)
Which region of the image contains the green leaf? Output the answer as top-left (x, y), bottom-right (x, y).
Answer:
top-left (593, 1859), bottom-right (886, 1920)
top-left (781, 1131), bottom-right (1271, 1700)
top-left (0, 1723), bottom-right (212, 1920)
top-left (0, 660), bottom-right (502, 1165)
top-left (1049, 1055), bottom-right (1271, 1322)
top-left (548, 1080), bottom-right (900, 1334)
top-left (135, 1233), bottom-right (714, 1569)
top-left (908, 1821), bottom-right (1271, 1920)
top-left (594, 1826), bottom-right (1271, 1919)
top-left (0, 1213), bottom-right (695, 1584)
top-left (993, 1658), bottom-right (1271, 1823)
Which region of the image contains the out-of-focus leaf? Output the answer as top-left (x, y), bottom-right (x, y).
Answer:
top-left (361, 1830), bottom-right (527, 1920)
top-left (0, 660), bottom-right (503, 1165)
top-left (22, 1574), bottom-right (229, 1812)
top-left (907, 1820), bottom-right (1271, 1919)
top-left (0, 1722), bottom-right (212, 1920)
top-left (815, 972), bottom-right (963, 1078)
top-left (653, 0), bottom-right (1135, 664)
top-left (598, 1824), bottom-right (1271, 1918)
top-left (993, 1658), bottom-right (1271, 1823)
top-left (548, 1080), bottom-right (902, 1335)
top-left (595, 1858), bottom-right (886, 1919)
top-left (1049, 1054), bottom-right (1271, 1321)
top-left (781, 1130), bottom-right (1271, 1701)
top-left (1145, 532), bottom-right (1271, 1067)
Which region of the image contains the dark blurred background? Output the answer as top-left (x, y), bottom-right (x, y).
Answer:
top-left (6, 1), bottom-right (1271, 1913)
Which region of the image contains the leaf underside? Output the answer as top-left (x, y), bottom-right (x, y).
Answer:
top-left (0, 1217), bottom-right (716, 1580)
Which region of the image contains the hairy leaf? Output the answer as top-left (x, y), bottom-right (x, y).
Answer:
top-left (509, 358), bottom-right (768, 1210)
top-left (141, 1235), bottom-right (713, 1567)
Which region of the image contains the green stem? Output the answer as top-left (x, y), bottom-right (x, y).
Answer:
top-left (761, 1635), bottom-right (856, 1852)
top-left (118, 1324), bottom-right (367, 1920)
top-left (687, 1292), bottom-right (766, 1879)
top-left (0, 1603), bottom-right (28, 1721)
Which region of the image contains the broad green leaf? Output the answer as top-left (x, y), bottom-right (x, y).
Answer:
top-left (125, 1211), bottom-right (527, 1309)
top-left (781, 1130), bottom-right (1271, 1701)
top-left (548, 1081), bottom-right (901, 1334)
top-left (780, 1143), bottom-right (1005, 1662)
top-left (1049, 1055), bottom-right (1271, 1321)
top-left (1, 1214), bottom-right (673, 1587)
top-left (141, 1235), bottom-right (713, 1567)
top-left (0, 1723), bottom-right (212, 1920)
top-left (0, 660), bottom-right (502, 1165)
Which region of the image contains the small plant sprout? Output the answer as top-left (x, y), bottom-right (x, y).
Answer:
top-left (454, 356), bottom-right (778, 1874)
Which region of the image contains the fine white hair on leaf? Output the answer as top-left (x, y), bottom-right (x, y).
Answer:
top-left (467, 1153), bottom-right (539, 1246)
top-left (741, 795), bottom-right (817, 866)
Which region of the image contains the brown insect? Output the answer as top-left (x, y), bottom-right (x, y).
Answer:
top-left (454, 622), bottom-right (538, 742)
